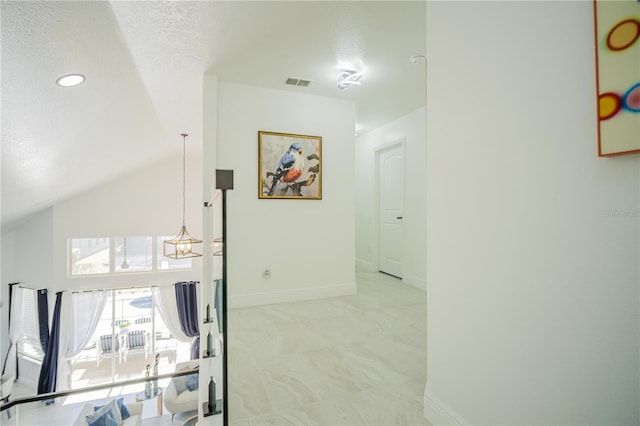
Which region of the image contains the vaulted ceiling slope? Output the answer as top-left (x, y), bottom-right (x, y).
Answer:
top-left (1, 1), bottom-right (426, 229)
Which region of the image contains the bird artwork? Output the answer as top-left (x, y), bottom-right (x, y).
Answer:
top-left (267, 142), bottom-right (305, 196)
top-left (259, 131), bottom-right (322, 199)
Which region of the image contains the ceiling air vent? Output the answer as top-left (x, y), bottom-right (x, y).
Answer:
top-left (285, 77), bottom-right (311, 87)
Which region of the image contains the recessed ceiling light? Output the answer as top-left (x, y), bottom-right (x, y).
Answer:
top-left (337, 71), bottom-right (363, 90)
top-left (56, 74), bottom-right (85, 87)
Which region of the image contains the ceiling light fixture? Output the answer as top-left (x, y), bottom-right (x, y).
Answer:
top-left (56, 74), bottom-right (85, 87)
top-left (164, 133), bottom-right (202, 259)
top-left (337, 70), bottom-right (363, 90)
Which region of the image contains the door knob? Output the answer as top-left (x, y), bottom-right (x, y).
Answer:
top-left (396, 216), bottom-right (403, 219)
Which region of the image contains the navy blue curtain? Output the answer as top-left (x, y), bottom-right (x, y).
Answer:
top-left (175, 281), bottom-right (199, 359)
top-left (37, 292), bottom-right (62, 399)
top-left (37, 290), bottom-right (49, 352)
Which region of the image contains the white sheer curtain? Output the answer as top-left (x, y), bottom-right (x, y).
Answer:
top-left (56, 291), bottom-right (108, 391)
top-left (8, 286), bottom-right (24, 350)
top-left (3, 286), bottom-right (24, 378)
top-left (151, 286), bottom-right (192, 343)
top-left (18, 288), bottom-right (43, 360)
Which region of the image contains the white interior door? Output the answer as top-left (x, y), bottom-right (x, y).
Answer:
top-left (378, 142), bottom-right (404, 278)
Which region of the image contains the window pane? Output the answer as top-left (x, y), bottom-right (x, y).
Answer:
top-left (115, 237), bottom-right (152, 272)
top-left (114, 289), bottom-right (152, 382)
top-left (71, 238), bottom-right (110, 275)
top-left (70, 287), bottom-right (192, 390)
top-left (157, 236), bottom-right (192, 270)
top-left (72, 291), bottom-right (114, 388)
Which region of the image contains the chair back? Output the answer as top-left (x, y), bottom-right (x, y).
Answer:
top-left (100, 335), bottom-right (119, 352)
top-left (127, 330), bottom-right (146, 349)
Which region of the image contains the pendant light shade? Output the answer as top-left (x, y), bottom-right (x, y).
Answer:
top-left (164, 133), bottom-right (202, 259)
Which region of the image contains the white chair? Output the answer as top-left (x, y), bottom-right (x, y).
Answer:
top-left (164, 360), bottom-right (199, 419)
top-left (124, 330), bottom-right (149, 362)
top-left (96, 334), bottom-right (122, 367)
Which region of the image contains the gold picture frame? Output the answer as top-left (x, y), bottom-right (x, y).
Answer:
top-left (258, 131), bottom-right (322, 199)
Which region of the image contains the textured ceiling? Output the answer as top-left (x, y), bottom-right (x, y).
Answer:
top-left (1, 1), bottom-right (426, 229)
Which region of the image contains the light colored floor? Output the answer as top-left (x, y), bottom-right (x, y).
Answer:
top-left (4, 271), bottom-right (429, 426)
top-left (227, 270), bottom-right (430, 426)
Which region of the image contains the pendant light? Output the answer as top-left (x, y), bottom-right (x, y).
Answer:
top-left (164, 133), bottom-right (202, 258)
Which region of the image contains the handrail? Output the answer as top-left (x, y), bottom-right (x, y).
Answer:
top-left (0, 368), bottom-right (199, 411)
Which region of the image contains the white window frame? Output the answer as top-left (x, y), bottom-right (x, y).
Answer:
top-left (68, 235), bottom-right (192, 278)
top-left (114, 236), bottom-right (153, 273)
top-left (68, 287), bottom-right (190, 390)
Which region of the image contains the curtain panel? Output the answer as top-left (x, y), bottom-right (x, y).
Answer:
top-left (37, 290), bottom-right (49, 352)
top-left (56, 291), bottom-right (108, 391)
top-left (151, 286), bottom-right (192, 343)
top-left (2, 284), bottom-right (22, 379)
top-left (174, 281), bottom-right (200, 359)
top-left (37, 292), bottom-right (62, 397)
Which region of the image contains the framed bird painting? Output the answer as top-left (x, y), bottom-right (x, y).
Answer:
top-left (258, 131), bottom-right (322, 199)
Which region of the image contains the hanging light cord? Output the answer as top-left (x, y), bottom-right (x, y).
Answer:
top-left (181, 133), bottom-right (187, 227)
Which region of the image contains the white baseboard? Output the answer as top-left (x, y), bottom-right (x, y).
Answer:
top-left (403, 273), bottom-right (427, 292)
top-left (229, 282), bottom-right (357, 309)
top-left (355, 258), bottom-right (375, 271)
top-left (424, 388), bottom-right (470, 425)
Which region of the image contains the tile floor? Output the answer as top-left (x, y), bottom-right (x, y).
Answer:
top-left (227, 270), bottom-right (430, 426)
top-left (3, 271), bottom-right (429, 426)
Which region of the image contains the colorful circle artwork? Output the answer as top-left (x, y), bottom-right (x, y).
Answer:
top-left (622, 83), bottom-right (640, 112)
top-left (622, 82), bottom-right (640, 113)
top-left (607, 19), bottom-right (640, 51)
top-left (599, 92), bottom-right (622, 120)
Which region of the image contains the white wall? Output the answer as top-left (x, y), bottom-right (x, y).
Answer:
top-left (1, 154), bottom-right (203, 298)
top-left (356, 107), bottom-right (427, 290)
top-left (1, 230), bottom-right (17, 368)
top-left (215, 82), bottom-right (357, 308)
top-left (1, 231), bottom-right (16, 288)
top-left (51, 154), bottom-right (203, 291)
top-left (5, 208), bottom-right (55, 288)
top-left (424, 2), bottom-right (639, 425)
top-left (1, 153), bottom-right (204, 386)
top-left (0, 209), bottom-right (54, 384)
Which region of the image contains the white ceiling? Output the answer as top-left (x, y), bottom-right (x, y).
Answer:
top-left (1, 1), bottom-right (426, 229)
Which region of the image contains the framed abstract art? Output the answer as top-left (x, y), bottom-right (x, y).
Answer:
top-left (593, 0), bottom-right (640, 156)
